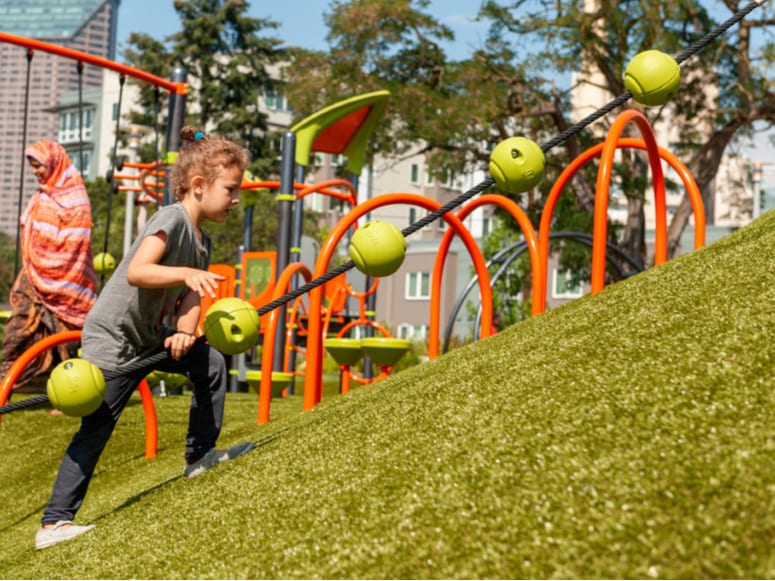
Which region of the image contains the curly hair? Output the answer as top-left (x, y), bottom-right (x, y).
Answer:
top-left (169, 125), bottom-right (249, 201)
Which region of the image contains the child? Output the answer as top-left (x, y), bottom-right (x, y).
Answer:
top-left (35, 126), bottom-right (254, 550)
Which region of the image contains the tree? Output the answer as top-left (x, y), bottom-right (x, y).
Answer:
top-left (123, 0), bottom-right (287, 178)
top-left (283, 0), bottom-right (774, 273)
top-left (120, 0), bottom-right (315, 264)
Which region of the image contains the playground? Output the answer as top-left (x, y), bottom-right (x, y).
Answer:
top-left (0, 2), bottom-right (773, 577)
top-left (0, 210), bottom-right (773, 578)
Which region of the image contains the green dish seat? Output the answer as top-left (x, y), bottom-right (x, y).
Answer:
top-left (243, 370), bottom-right (294, 398)
top-left (360, 337), bottom-right (410, 367)
top-left (324, 338), bottom-right (364, 367)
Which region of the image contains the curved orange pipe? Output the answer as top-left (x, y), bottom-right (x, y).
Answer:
top-left (428, 194), bottom-right (542, 358)
top-left (296, 178), bottom-right (358, 206)
top-left (592, 110), bottom-right (667, 293)
top-left (259, 262), bottom-right (313, 424)
top-left (241, 180), bottom-right (358, 202)
top-left (304, 193), bottom-right (492, 411)
top-left (0, 331), bottom-right (157, 459)
top-left (0, 331), bottom-right (82, 408)
top-left (536, 132), bottom-right (706, 312)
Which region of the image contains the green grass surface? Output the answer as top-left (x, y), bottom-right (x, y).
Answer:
top-left (1, 212), bottom-right (774, 579)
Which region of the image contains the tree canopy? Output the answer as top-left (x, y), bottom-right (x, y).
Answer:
top-left (283, 0), bottom-right (774, 269)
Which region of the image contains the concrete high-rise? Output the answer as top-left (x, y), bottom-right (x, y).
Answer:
top-left (0, 0), bottom-right (120, 238)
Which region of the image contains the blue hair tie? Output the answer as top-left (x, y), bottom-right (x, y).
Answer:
top-left (194, 131), bottom-right (205, 141)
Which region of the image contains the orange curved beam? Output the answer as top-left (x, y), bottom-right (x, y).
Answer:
top-left (0, 331), bottom-right (82, 409)
top-left (592, 110), bottom-right (667, 292)
top-left (296, 178), bottom-right (358, 206)
top-left (536, 132), bottom-right (706, 313)
top-left (259, 262), bottom-right (313, 424)
top-left (0, 330), bottom-right (158, 459)
top-left (241, 180), bottom-right (358, 201)
top-left (0, 32), bottom-right (185, 94)
top-left (428, 194), bottom-right (542, 358)
top-left (304, 193), bottom-right (492, 411)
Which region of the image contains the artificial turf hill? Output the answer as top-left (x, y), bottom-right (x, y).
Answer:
top-left (1, 210), bottom-right (773, 579)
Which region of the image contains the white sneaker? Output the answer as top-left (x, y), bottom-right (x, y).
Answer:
top-left (35, 520), bottom-right (95, 550)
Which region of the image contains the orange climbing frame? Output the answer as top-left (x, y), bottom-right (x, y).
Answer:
top-left (0, 331), bottom-right (158, 459)
top-left (258, 262), bottom-right (313, 425)
top-left (536, 114), bottom-right (706, 313)
top-left (428, 193), bottom-right (542, 359)
top-left (303, 193), bottom-right (492, 411)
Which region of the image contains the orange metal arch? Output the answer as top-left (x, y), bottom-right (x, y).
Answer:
top-left (592, 110), bottom-right (667, 293)
top-left (536, 127), bottom-right (706, 313)
top-left (0, 331), bottom-right (158, 459)
top-left (259, 262), bottom-right (313, 425)
top-left (428, 194), bottom-right (543, 359)
top-left (303, 193), bottom-right (492, 411)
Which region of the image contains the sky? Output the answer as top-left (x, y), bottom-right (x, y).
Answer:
top-left (116, 0), bottom-right (490, 62)
top-left (116, 0), bottom-right (774, 170)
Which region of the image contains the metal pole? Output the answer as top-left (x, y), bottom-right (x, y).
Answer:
top-left (271, 132), bottom-right (296, 375)
top-left (285, 163), bottom-right (306, 395)
top-left (163, 67), bottom-right (187, 207)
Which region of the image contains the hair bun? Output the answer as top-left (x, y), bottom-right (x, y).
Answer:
top-left (179, 125), bottom-right (201, 143)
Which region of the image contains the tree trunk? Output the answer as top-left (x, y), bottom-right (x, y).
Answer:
top-left (667, 120), bottom-right (744, 257)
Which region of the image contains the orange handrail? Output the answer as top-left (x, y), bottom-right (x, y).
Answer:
top-left (592, 110), bottom-right (667, 292)
top-left (0, 330), bottom-right (158, 459)
top-left (0, 331), bottom-right (82, 409)
top-left (241, 180), bottom-right (359, 202)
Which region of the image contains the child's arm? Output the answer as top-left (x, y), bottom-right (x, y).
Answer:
top-left (165, 290), bottom-right (201, 360)
top-left (127, 231), bottom-right (224, 298)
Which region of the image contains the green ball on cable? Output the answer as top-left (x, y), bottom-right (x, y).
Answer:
top-left (203, 297), bottom-right (261, 355)
top-left (624, 50), bottom-right (681, 107)
top-left (349, 220), bottom-right (407, 278)
top-left (488, 137), bottom-right (545, 194)
top-left (46, 358), bottom-right (106, 417)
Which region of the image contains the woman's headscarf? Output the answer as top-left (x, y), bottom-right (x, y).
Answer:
top-left (20, 141), bottom-right (98, 327)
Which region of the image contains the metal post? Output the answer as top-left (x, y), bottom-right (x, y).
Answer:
top-left (271, 132), bottom-right (296, 375)
top-left (285, 163), bottom-right (306, 395)
top-left (163, 67), bottom-right (187, 207)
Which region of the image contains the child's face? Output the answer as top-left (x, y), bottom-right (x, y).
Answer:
top-left (200, 165), bottom-right (243, 223)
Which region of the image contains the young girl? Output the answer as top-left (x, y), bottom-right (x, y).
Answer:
top-left (35, 127), bottom-right (254, 550)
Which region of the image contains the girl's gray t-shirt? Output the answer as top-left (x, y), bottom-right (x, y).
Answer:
top-left (82, 203), bottom-right (210, 370)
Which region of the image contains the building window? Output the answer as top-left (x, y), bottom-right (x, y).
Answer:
top-left (397, 323), bottom-right (428, 340)
top-left (482, 217), bottom-right (491, 237)
top-left (264, 88), bottom-right (292, 112)
top-left (552, 269), bottom-right (583, 299)
top-left (406, 271), bottom-right (430, 300)
top-left (71, 150), bottom-right (92, 176)
top-left (409, 207), bottom-right (417, 225)
top-left (58, 108), bottom-right (94, 144)
top-left (410, 163), bottom-right (419, 184)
